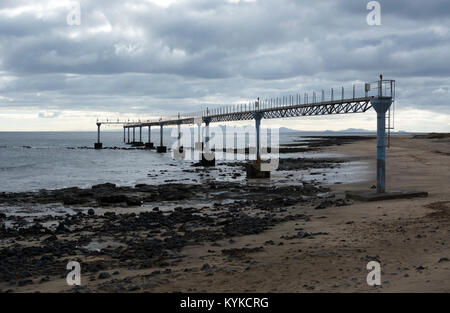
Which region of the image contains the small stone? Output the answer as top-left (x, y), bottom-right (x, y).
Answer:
top-left (201, 263), bottom-right (211, 271)
top-left (98, 272), bottom-right (111, 279)
top-left (297, 231), bottom-right (312, 239)
top-left (87, 209), bottom-right (95, 216)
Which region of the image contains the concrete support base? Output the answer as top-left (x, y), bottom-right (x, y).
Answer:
top-left (157, 146), bottom-right (167, 153)
top-left (346, 190), bottom-right (428, 202)
top-left (246, 162), bottom-right (270, 179)
top-left (94, 143), bottom-right (103, 149)
top-left (145, 142), bottom-right (154, 149)
top-left (200, 152), bottom-right (215, 166)
top-left (131, 142), bottom-right (144, 147)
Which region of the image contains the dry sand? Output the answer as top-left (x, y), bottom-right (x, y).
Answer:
top-left (14, 135), bottom-right (450, 293)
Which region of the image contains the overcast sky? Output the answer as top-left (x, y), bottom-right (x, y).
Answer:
top-left (0, 0), bottom-right (449, 131)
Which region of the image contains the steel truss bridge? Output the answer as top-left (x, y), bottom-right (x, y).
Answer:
top-left (107, 96), bottom-right (373, 127)
top-left (96, 79), bottom-right (395, 193)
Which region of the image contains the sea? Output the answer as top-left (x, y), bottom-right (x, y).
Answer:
top-left (0, 130), bottom-right (375, 193)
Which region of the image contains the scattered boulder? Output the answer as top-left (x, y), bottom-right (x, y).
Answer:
top-left (92, 183), bottom-right (116, 190)
top-left (315, 200), bottom-right (334, 210)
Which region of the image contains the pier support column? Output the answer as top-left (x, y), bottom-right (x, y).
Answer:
top-left (177, 122), bottom-right (184, 154)
top-left (145, 126), bottom-right (154, 149)
top-left (127, 127), bottom-right (130, 144)
top-left (246, 111), bottom-right (270, 179)
top-left (94, 122), bottom-right (103, 149)
top-left (371, 96), bottom-right (392, 193)
top-left (200, 119), bottom-right (215, 166)
top-left (157, 124), bottom-right (167, 153)
top-left (194, 123), bottom-right (203, 151)
top-left (255, 115), bottom-right (261, 162)
top-left (173, 121), bottom-right (185, 160)
top-left (123, 127), bottom-right (126, 143)
top-left (131, 126), bottom-right (144, 147)
top-left (132, 127), bottom-right (136, 143)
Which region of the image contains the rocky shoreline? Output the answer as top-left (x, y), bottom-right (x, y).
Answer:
top-left (0, 135), bottom-right (371, 293)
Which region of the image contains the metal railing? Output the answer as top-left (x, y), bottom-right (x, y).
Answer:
top-left (98, 80), bottom-right (395, 126)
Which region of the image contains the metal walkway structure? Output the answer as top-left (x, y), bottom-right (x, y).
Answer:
top-left (96, 78), bottom-right (395, 194)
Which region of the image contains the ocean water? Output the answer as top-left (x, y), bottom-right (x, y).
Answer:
top-left (0, 131), bottom-right (371, 193)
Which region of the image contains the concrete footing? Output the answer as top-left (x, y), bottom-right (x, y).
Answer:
top-left (131, 142), bottom-right (144, 147)
top-left (94, 143), bottom-right (103, 149)
top-left (145, 142), bottom-right (154, 149)
top-left (200, 152), bottom-right (215, 166)
top-left (346, 190), bottom-right (428, 202)
top-left (246, 162), bottom-right (270, 179)
top-left (157, 146), bottom-right (167, 153)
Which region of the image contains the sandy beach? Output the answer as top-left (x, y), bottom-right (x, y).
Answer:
top-left (138, 135), bottom-right (450, 293)
top-left (0, 135), bottom-right (449, 293)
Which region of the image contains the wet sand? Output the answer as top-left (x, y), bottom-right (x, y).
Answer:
top-left (0, 135), bottom-right (449, 293)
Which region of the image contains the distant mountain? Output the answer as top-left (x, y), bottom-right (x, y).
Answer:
top-left (279, 127), bottom-right (374, 133)
top-left (278, 127), bottom-right (301, 133)
top-left (333, 128), bottom-right (372, 133)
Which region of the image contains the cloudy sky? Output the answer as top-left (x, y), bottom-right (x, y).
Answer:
top-left (0, 0), bottom-right (449, 131)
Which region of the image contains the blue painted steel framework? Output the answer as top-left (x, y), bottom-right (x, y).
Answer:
top-left (96, 79), bottom-right (395, 193)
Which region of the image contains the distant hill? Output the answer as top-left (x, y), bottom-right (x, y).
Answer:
top-left (334, 128), bottom-right (371, 133)
top-left (279, 127), bottom-right (374, 133)
top-left (279, 127), bottom-right (413, 134)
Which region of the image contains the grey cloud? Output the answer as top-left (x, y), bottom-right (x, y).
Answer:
top-left (0, 0), bottom-right (449, 120)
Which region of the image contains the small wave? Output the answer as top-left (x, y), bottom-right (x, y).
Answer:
top-left (0, 145), bottom-right (33, 149)
top-left (0, 163), bottom-right (36, 170)
top-left (0, 145), bottom-right (63, 150)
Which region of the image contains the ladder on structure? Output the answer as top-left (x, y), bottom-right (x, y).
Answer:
top-left (385, 81), bottom-right (396, 148)
top-left (386, 102), bottom-right (395, 148)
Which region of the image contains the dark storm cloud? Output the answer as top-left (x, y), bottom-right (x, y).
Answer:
top-left (0, 0), bottom-right (449, 117)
